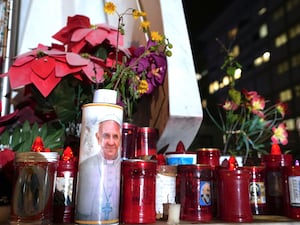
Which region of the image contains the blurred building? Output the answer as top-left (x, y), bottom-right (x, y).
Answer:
top-left (190, 0), bottom-right (300, 158)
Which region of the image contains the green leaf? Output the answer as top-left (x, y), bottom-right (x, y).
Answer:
top-left (228, 88), bottom-right (241, 105)
top-left (0, 120), bottom-right (65, 152)
top-left (94, 46), bottom-right (108, 60)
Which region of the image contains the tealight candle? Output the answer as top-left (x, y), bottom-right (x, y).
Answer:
top-left (167, 203), bottom-right (181, 225)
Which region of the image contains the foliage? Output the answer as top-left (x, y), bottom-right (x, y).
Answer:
top-left (0, 120), bottom-right (65, 152)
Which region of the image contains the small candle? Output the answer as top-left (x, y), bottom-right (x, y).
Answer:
top-left (167, 204), bottom-right (180, 225)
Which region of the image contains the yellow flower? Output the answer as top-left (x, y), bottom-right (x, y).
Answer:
top-left (151, 31), bottom-right (163, 42)
top-left (138, 80), bottom-right (148, 94)
top-left (104, 2), bottom-right (116, 14)
top-left (140, 21), bottom-right (150, 32)
top-left (132, 10), bottom-right (146, 19)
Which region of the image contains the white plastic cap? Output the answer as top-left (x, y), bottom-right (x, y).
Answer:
top-left (93, 89), bottom-right (117, 104)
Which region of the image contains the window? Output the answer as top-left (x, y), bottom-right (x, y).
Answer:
top-left (279, 89), bottom-right (293, 102)
top-left (286, 0), bottom-right (300, 11)
top-left (258, 7), bottom-right (267, 16)
top-left (294, 84), bottom-right (300, 97)
top-left (272, 7), bottom-right (284, 21)
top-left (289, 23), bottom-right (300, 39)
top-left (254, 52), bottom-right (270, 67)
top-left (291, 53), bottom-right (300, 68)
top-left (259, 23), bottom-right (268, 38)
top-left (275, 33), bottom-right (288, 47)
top-left (276, 61), bottom-right (289, 75)
top-left (209, 81), bottom-right (220, 94)
top-left (284, 118), bottom-right (295, 131)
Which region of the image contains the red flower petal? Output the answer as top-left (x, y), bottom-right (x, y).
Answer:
top-left (0, 109), bottom-right (18, 124)
top-left (71, 28), bottom-right (92, 42)
top-left (52, 15), bottom-right (91, 44)
top-left (70, 39), bottom-right (86, 53)
top-left (30, 70), bottom-right (61, 97)
top-left (31, 56), bottom-right (55, 79)
top-left (106, 29), bottom-right (123, 47)
top-left (13, 55), bottom-right (36, 67)
top-left (8, 64), bottom-right (32, 88)
top-left (55, 60), bottom-right (82, 77)
top-left (82, 61), bottom-right (104, 83)
top-left (66, 52), bottom-right (89, 66)
top-left (85, 29), bottom-right (108, 46)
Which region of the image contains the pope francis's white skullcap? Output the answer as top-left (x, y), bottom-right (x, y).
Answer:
top-left (98, 113), bottom-right (122, 126)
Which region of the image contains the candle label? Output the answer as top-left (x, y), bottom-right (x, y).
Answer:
top-left (249, 181), bottom-right (266, 204)
top-left (54, 175), bottom-right (74, 206)
top-left (199, 181), bottom-right (211, 206)
top-left (155, 173), bottom-right (176, 215)
top-left (288, 176), bottom-right (300, 206)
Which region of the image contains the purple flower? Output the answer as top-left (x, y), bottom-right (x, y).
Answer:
top-left (128, 40), bottom-right (167, 94)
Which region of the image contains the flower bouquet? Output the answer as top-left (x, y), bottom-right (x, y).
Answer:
top-left (206, 45), bottom-right (288, 164)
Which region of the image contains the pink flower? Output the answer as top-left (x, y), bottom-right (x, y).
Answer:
top-left (249, 95), bottom-right (265, 118)
top-left (251, 95), bottom-right (265, 111)
top-left (271, 123), bottom-right (288, 145)
top-left (222, 100), bottom-right (238, 111)
top-left (243, 89), bottom-right (258, 100)
top-left (276, 102), bottom-right (287, 117)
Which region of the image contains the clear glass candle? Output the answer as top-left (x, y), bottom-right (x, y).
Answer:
top-left (10, 152), bottom-right (58, 224)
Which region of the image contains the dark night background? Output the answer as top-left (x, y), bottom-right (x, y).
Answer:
top-left (182, 1), bottom-right (234, 73)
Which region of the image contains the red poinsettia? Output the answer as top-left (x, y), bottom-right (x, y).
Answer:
top-left (52, 15), bottom-right (123, 53)
top-left (1, 44), bottom-right (108, 97)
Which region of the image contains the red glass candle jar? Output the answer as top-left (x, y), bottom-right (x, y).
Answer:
top-left (176, 164), bottom-right (213, 222)
top-left (53, 159), bottom-right (77, 223)
top-left (120, 159), bottom-right (157, 224)
top-left (121, 122), bottom-right (137, 160)
top-left (136, 127), bottom-right (158, 160)
top-left (196, 148), bottom-right (220, 217)
top-left (196, 148), bottom-right (220, 168)
top-left (244, 166), bottom-right (267, 215)
top-left (282, 161), bottom-right (300, 220)
top-left (262, 154), bottom-right (293, 215)
top-left (216, 167), bottom-right (252, 222)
